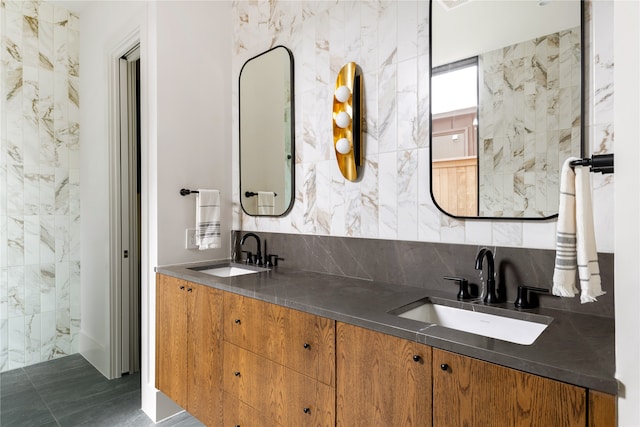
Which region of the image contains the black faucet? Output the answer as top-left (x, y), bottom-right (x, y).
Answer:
top-left (474, 247), bottom-right (501, 304)
top-left (240, 232), bottom-right (262, 266)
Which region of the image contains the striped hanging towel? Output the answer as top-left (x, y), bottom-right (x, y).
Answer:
top-left (552, 158), bottom-right (605, 303)
top-left (196, 189), bottom-right (221, 250)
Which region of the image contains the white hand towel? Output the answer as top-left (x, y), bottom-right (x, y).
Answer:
top-left (257, 191), bottom-right (275, 215)
top-left (196, 189), bottom-right (221, 250)
top-left (552, 158), bottom-right (605, 303)
top-left (574, 163), bottom-right (604, 303)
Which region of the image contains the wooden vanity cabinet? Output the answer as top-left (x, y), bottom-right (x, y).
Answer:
top-left (336, 323), bottom-right (432, 427)
top-left (155, 274), bottom-right (613, 427)
top-left (432, 348), bottom-right (587, 427)
top-left (155, 274), bottom-right (223, 426)
top-left (223, 292), bottom-right (336, 426)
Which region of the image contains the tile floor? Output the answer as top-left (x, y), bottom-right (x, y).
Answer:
top-left (0, 354), bottom-right (204, 427)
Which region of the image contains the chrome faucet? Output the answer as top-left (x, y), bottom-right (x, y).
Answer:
top-left (474, 247), bottom-right (501, 304)
top-left (240, 232), bottom-right (262, 266)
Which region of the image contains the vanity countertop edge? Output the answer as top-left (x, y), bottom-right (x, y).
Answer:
top-left (155, 261), bottom-right (617, 395)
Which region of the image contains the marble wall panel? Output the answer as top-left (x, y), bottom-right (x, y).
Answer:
top-left (1, 0), bottom-right (79, 372)
top-left (478, 27), bottom-right (582, 217)
top-left (233, 0), bottom-right (614, 253)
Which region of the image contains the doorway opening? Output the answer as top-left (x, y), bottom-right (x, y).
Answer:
top-left (118, 46), bottom-right (141, 375)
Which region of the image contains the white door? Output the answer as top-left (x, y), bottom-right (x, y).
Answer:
top-left (119, 47), bottom-right (141, 374)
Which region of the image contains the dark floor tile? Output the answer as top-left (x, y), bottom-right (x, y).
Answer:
top-left (0, 385), bottom-right (57, 427)
top-left (2, 355), bottom-right (201, 427)
top-left (1, 369), bottom-right (34, 396)
top-left (41, 373), bottom-right (141, 420)
top-left (56, 387), bottom-right (146, 427)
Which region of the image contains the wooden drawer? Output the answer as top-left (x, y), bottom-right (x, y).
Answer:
top-left (224, 392), bottom-right (282, 427)
top-left (224, 342), bottom-right (335, 427)
top-left (224, 292), bottom-right (335, 386)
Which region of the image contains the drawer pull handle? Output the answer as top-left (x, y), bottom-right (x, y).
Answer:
top-left (234, 319), bottom-right (241, 324)
top-left (303, 343), bottom-right (311, 350)
top-left (413, 355), bottom-right (421, 363)
top-left (303, 407), bottom-right (311, 414)
top-left (187, 288), bottom-right (193, 292)
top-left (234, 371), bottom-right (241, 377)
top-left (440, 363), bottom-right (449, 371)
top-left (179, 286), bottom-right (185, 290)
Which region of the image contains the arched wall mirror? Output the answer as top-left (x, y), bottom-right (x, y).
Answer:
top-left (239, 46), bottom-right (295, 216)
top-left (430, 0), bottom-right (584, 219)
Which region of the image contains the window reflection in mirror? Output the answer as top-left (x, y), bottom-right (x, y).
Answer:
top-left (431, 59), bottom-right (479, 217)
top-left (239, 46), bottom-right (295, 217)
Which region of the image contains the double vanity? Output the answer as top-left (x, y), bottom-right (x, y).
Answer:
top-left (155, 256), bottom-right (616, 426)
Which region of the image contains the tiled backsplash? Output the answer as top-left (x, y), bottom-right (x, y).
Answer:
top-left (234, 231), bottom-right (614, 319)
top-left (232, 1), bottom-right (614, 253)
top-left (0, 0), bottom-right (80, 371)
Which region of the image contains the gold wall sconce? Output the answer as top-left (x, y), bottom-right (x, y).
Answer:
top-left (333, 62), bottom-right (363, 181)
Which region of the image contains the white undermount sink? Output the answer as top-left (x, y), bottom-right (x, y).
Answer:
top-left (392, 298), bottom-right (551, 345)
top-left (190, 264), bottom-right (268, 277)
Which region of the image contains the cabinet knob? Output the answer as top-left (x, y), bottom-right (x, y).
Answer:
top-left (233, 371), bottom-right (241, 377)
top-left (303, 407), bottom-right (311, 414)
top-left (413, 355), bottom-right (422, 363)
top-left (234, 319), bottom-right (241, 324)
top-left (187, 288), bottom-right (193, 293)
top-left (440, 363), bottom-right (449, 371)
top-left (179, 286), bottom-right (185, 290)
top-left (303, 343), bottom-right (311, 350)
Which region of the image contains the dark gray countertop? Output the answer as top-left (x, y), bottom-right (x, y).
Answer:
top-left (156, 260), bottom-right (617, 395)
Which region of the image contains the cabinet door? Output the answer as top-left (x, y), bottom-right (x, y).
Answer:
top-left (224, 293), bottom-right (335, 385)
top-left (433, 348), bottom-right (586, 427)
top-left (589, 390), bottom-right (616, 427)
top-left (155, 274), bottom-right (189, 408)
top-left (224, 342), bottom-right (335, 427)
top-left (336, 323), bottom-right (432, 427)
top-left (283, 306), bottom-right (335, 386)
top-left (187, 283), bottom-right (223, 426)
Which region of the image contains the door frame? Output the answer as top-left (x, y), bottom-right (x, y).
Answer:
top-left (108, 29), bottom-right (141, 379)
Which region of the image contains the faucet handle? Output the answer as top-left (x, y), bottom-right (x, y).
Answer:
top-left (241, 250), bottom-right (254, 264)
top-left (444, 276), bottom-right (472, 300)
top-left (514, 285), bottom-right (549, 309)
top-left (265, 254), bottom-right (284, 267)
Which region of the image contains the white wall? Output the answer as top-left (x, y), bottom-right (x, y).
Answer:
top-left (79, 0), bottom-right (232, 421)
top-left (155, 1), bottom-right (232, 266)
top-left (614, 1), bottom-right (640, 424)
top-left (78, 0), bottom-right (146, 379)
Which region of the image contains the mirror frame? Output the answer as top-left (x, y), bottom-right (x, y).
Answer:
top-left (239, 45), bottom-right (295, 217)
top-left (429, 0), bottom-right (585, 220)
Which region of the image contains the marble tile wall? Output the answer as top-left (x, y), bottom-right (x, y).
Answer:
top-left (0, 0), bottom-right (80, 372)
top-left (232, 1), bottom-right (614, 253)
top-left (478, 27), bottom-right (582, 217)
